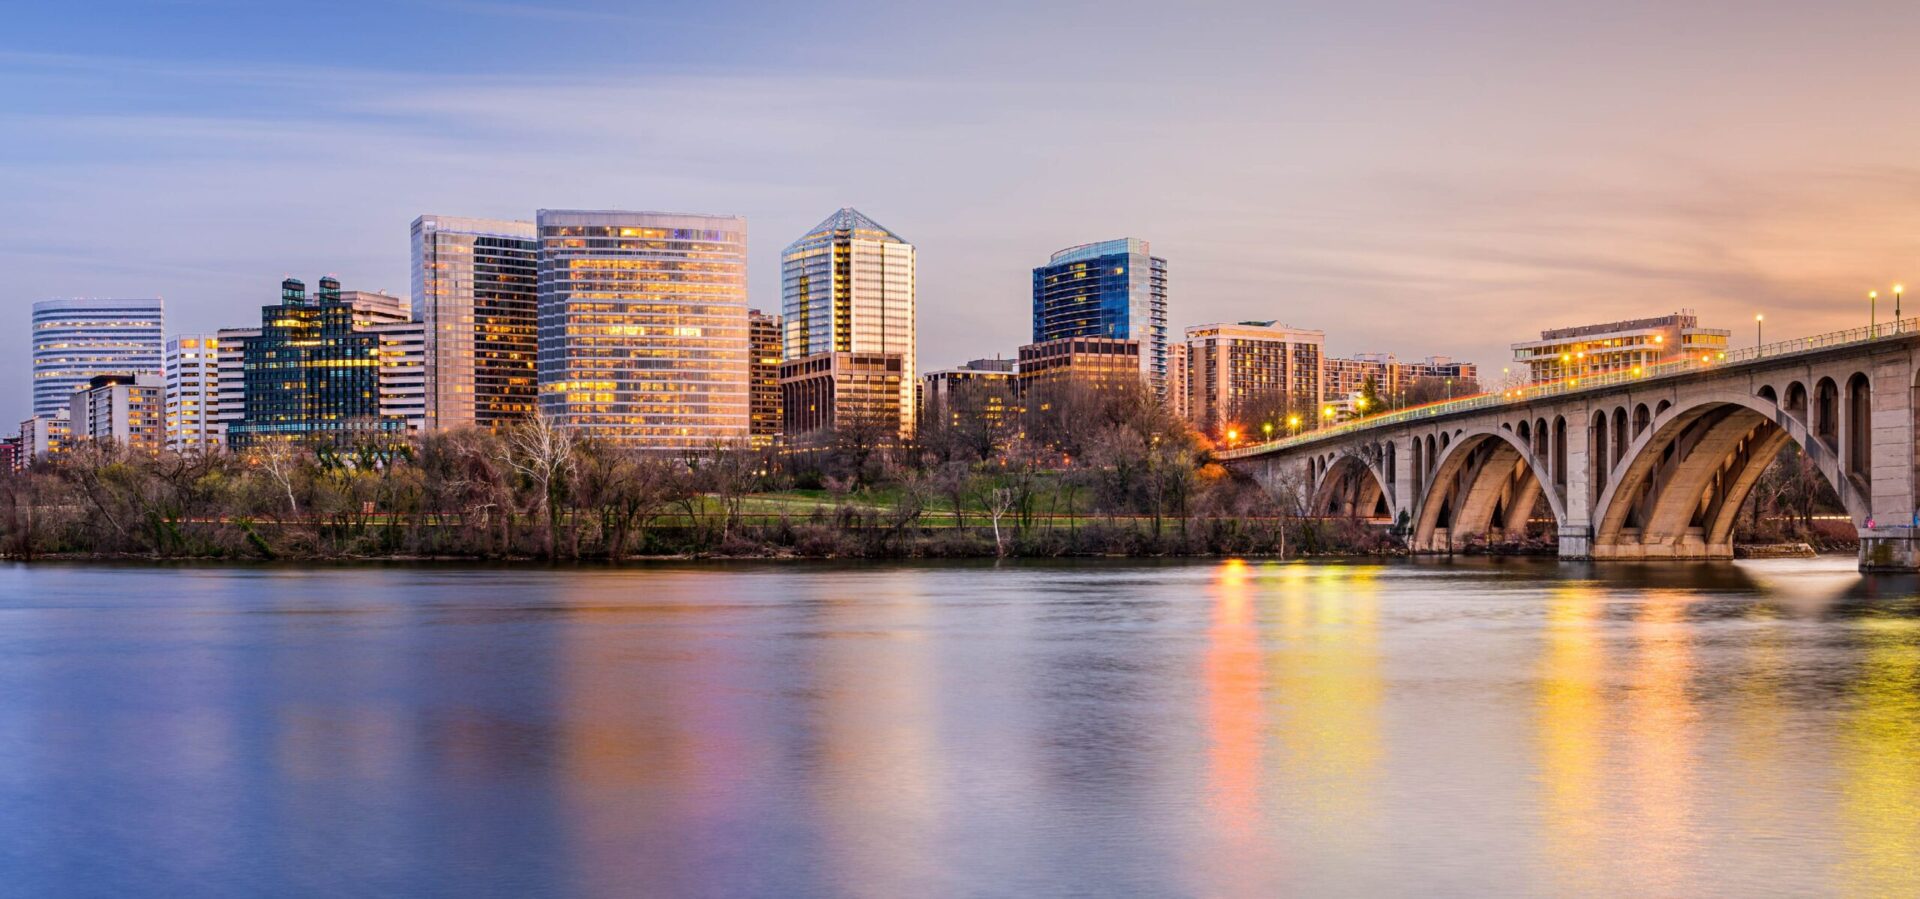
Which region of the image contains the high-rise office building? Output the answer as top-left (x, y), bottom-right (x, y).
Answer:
top-left (31, 298), bottom-right (164, 417)
top-left (779, 352), bottom-right (908, 438)
top-left (1032, 239), bottom-right (1168, 398)
top-left (69, 373), bottom-right (164, 455)
top-left (228, 278), bottom-right (418, 447)
top-left (749, 310), bottom-right (783, 445)
top-left (1185, 321), bottom-right (1325, 437)
top-left (214, 327), bottom-right (260, 445)
top-left (164, 333), bottom-right (224, 452)
top-left (536, 210), bottom-right (750, 450)
top-left (780, 208), bottom-right (916, 439)
top-left (1016, 337), bottom-right (1144, 398)
top-left (411, 215), bottom-right (539, 432)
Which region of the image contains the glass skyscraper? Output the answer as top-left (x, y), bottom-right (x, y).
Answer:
top-left (410, 215), bottom-right (539, 433)
top-left (30, 298), bottom-right (164, 417)
top-left (228, 278), bottom-right (416, 447)
top-left (780, 208), bottom-right (916, 437)
top-left (535, 210), bottom-right (749, 450)
top-left (1031, 238), bottom-right (1168, 397)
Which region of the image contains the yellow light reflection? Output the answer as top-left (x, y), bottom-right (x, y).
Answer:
top-left (1839, 617), bottom-right (1920, 896)
top-left (1204, 559), bottom-right (1266, 842)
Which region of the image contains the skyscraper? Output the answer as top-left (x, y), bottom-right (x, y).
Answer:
top-left (228, 278), bottom-right (418, 447)
top-left (1031, 239), bottom-right (1168, 398)
top-left (31, 298), bottom-right (164, 417)
top-left (410, 215), bottom-right (539, 432)
top-left (536, 210), bottom-right (749, 450)
top-left (163, 333), bottom-right (223, 452)
top-left (780, 208), bottom-right (916, 438)
top-left (749, 309), bottom-right (783, 445)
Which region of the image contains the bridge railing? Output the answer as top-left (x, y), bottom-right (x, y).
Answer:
top-left (1219, 316), bottom-right (1920, 459)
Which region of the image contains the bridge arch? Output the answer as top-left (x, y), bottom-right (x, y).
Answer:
top-left (1310, 452), bottom-right (1394, 519)
top-left (1412, 427), bottom-right (1566, 552)
top-left (1590, 391), bottom-right (1867, 560)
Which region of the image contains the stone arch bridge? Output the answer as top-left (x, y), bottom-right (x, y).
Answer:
top-left (1218, 322), bottom-right (1920, 570)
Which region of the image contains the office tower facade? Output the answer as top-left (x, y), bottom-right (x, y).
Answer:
top-left (1032, 239), bottom-right (1168, 398)
top-left (780, 208), bottom-right (917, 439)
top-left (411, 215), bottom-right (539, 432)
top-left (69, 373), bottom-right (165, 455)
top-left (1512, 311), bottom-right (1727, 385)
top-left (1016, 337), bottom-right (1144, 397)
top-left (164, 334), bottom-right (224, 452)
top-left (228, 278), bottom-right (417, 447)
top-left (922, 360), bottom-right (1017, 439)
top-left (31, 298), bottom-right (165, 417)
top-left (536, 210), bottom-right (749, 450)
top-left (214, 327), bottom-right (260, 444)
top-left (779, 352), bottom-right (907, 438)
top-left (749, 310), bottom-right (783, 445)
top-left (1185, 321), bottom-right (1325, 437)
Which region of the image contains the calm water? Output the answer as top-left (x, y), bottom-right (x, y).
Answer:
top-left (3, 558), bottom-right (1919, 897)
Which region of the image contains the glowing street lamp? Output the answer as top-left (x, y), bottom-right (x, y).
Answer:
top-left (1226, 428), bottom-right (1239, 445)
top-left (1755, 313), bottom-right (1764, 346)
top-left (1287, 414), bottom-right (1301, 432)
top-left (1898, 284), bottom-right (1906, 331)
top-left (1263, 421), bottom-right (1274, 440)
top-left (1871, 289), bottom-right (1878, 334)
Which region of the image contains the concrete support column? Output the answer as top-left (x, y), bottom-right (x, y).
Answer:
top-left (1861, 353), bottom-right (1920, 570)
top-left (1558, 407), bottom-right (1595, 559)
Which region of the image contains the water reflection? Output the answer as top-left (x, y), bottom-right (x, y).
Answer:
top-left (1839, 614), bottom-right (1920, 896)
top-left (5, 559), bottom-right (1920, 896)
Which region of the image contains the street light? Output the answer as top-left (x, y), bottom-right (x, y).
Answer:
top-left (1287, 414), bottom-right (1301, 433)
top-left (1898, 284), bottom-right (1906, 331)
top-left (1871, 290), bottom-right (1878, 335)
top-left (1263, 421), bottom-right (1273, 440)
top-left (1755, 313), bottom-right (1764, 346)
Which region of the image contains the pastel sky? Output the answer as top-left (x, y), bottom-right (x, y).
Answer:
top-left (8, 0), bottom-right (1920, 426)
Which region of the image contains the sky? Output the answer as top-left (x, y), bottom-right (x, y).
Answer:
top-left (7, 0), bottom-right (1920, 426)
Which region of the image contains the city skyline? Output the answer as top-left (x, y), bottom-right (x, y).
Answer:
top-left (8, 3), bottom-right (1920, 427)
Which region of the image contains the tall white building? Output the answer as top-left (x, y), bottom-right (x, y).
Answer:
top-left (780, 208), bottom-right (917, 438)
top-left (31, 298), bottom-right (164, 417)
top-left (164, 333), bottom-right (224, 452)
top-left (535, 209), bottom-right (750, 450)
top-left (214, 327), bottom-right (260, 445)
top-left (410, 215), bottom-right (539, 432)
top-left (369, 319), bottom-right (428, 436)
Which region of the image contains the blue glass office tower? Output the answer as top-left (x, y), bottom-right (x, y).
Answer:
top-left (1032, 238), bottom-right (1168, 397)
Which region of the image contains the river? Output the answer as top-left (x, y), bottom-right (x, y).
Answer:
top-left (1, 558), bottom-right (1916, 897)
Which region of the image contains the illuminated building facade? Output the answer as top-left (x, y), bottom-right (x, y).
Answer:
top-left (536, 210), bottom-right (749, 450)
top-left (922, 360), bottom-right (1017, 436)
top-left (779, 352), bottom-right (906, 438)
top-left (749, 309), bottom-right (783, 445)
top-left (410, 215), bottom-right (539, 432)
top-left (1032, 239), bottom-right (1168, 398)
top-left (1185, 321), bottom-right (1324, 436)
top-left (781, 208), bottom-right (916, 438)
top-left (69, 373), bottom-right (164, 455)
top-left (228, 278), bottom-right (416, 447)
top-left (164, 333), bottom-right (223, 452)
top-left (1016, 336), bottom-right (1143, 397)
top-left (1512, 311), bottom-right (1728, 385)
top-left (31, 298), bottom-right (164, 417)
top-left (19, 411), bottom-right (71, 463)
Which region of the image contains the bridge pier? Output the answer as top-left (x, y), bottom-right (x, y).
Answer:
top-left (1861, 529), bottom-right (1920, 571)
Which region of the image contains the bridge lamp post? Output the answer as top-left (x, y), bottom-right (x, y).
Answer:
top-left (1755, 313), bottom-right (1763, 347)
top-left (1897, 285), bottom-right (1905, 331)
top-left (1321, 405), bottom-right (1335, 428)
top-left (1871, 290), bottom-right (1878, 335)
top-left (1287, 414), bottom-right (1301, 434)
top-left (1263, 421), bottom-right (1273, 442)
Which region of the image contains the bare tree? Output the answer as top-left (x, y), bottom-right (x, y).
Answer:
top-left (504, 414), bottom-right (577, 559)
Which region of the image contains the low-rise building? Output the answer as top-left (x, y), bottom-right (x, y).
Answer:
top-left (69, 373), bottom-right (165, 455)
top-left (19, 411), bottom-right (71, 464)
top-left (1016, 336), bottom-right (1143, 398)
top-left (922, 360), bottom-right (1019, 441)
top-left (779, 351), bottom-right (907, 440)
top-left (1512, 311), bottom-right (1728, 385)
